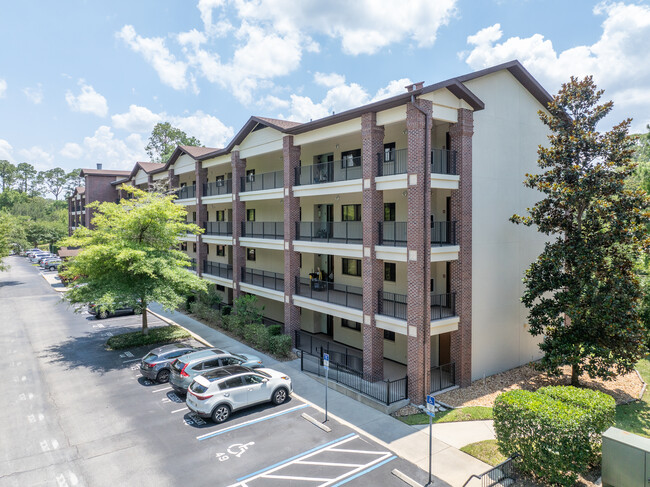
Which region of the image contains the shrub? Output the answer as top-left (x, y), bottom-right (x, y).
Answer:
top-left (243, 323), bottom-right (269, 350)
top-left (494, 386), bottom-right (615, 486)
top-left (233, 295), bottom-right (263, 324)
top-left (268, 334), bottom-right (292, 357)
top-left (267, 324), bottom-right (282, 336)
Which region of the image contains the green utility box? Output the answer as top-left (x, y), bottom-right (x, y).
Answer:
top-left (602, 427), bottom-right (650, 486)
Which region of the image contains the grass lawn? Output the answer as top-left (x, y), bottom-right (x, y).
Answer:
top-left (460, 439), bottom-right (506, 467)
top-left (106, 325), bottom-right (191, 350)
top-left (398, 406), bottom-right (493, 425)
top-left (615, 358), bottom-right (650, 437)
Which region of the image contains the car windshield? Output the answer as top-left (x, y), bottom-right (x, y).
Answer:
top-left (233, 353), bottom-right (248, 360)
top-left (255, 370), bottom-right (271, 378)
top-left (189, 381), bottom-right (208, 394)
top-left (143, 352), bottom-right (157, 363)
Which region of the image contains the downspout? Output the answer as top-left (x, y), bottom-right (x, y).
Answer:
top-left (411, 93), bottom-right (430, 402)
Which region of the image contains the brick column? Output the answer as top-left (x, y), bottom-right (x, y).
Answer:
top-left (68, 198), bottom-right (73, 235)
top-left (361, 112), bottom-right (385, 380)
top-left (283, 136), bottom-right (301, 345)
top-left (231, 151), bottom-right (246, 298)
top-left (195, 163), bottom-right (208, 275)
top-left (169, 169), bottom-right (179, 192)
top-left (147, 174), bottom-right (154, 191)
top-left (449, 108), bottom-right (474, 388)
top-left (406, 98), bottom-right (433, 404)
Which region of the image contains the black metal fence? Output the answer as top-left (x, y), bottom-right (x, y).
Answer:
top-left (175, 185), bottom-right (196, 200)
top-left (431, 149), bottom-right (457, 175)
top-left (431, 221), bottom-right (457, 246)
top-left (203, 260), bottom-right (233, 279)
top-left (300, 349), bottom-right (407, 405)
top-left (240, 170), bottom-right (284, 192)
top-left (295, 330), bottom-right (363, 372)
top-left (378, 291), bottom-right (408, 320)
top-left (296, 221), bottom-right (362, 244)
top-left (295, 158), bottom-right (362, 186)
top-left (430, 362), bottom-right (456, 393)
top-left (379, 222), bottom-right (407, 246)
top-left (241, 268), bottom-right (284, 291)
top-left (203, 179), bottom-right (232, 197)
top-left (295, 277), bottom-right (363, 309)
top-left (431, 292), bottom-right (456, 321)
top-left (377, 148), bottom-right (408, 176)
top-left (204, 221), bottom-right (233, 236)
top-left (462, 454), bottom-right (519, 487)
top-left (242, 221), bottom-right (284, 240)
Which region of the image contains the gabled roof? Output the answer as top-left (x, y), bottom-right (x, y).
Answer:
top-left (150, 145), bottom-right (220, 174)
top-left (178, 145), bottom-right (220, 159)
top-left (138, 162), bottom-right (165, 173)
top-left (75, 186), bottom-right (85, 194)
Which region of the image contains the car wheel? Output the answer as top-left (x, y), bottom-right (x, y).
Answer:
top-left (272, 387), bottom-right (288, 405)
top-left (156, 369), bottom-right (170, 383)
top-left (212, 404), bottom-right (231, 424)
top-left (98, 311), bottom-right (108, 319)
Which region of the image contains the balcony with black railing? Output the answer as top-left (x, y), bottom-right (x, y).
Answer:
top-left (203, 260), bottom-right (233, 280)
top-left (189, 258), bottom-right (197, 271)
top-left (174, 185), bottom-right (196, 200)
top-left (241, 221), bottom-right (284, 240)
top-left (431, 292), bottom-right (456, 321)
top-left (295, 277), bottom-right (363, 309)
top-left (431, 221), bottom-right (457, 246)
top-left (431, 148), bottom-right (457, 175)
top-left (295, 158), bottom-right (362, 186)
top-left (378, 221), bottom-right (457, 247)
top-left (296, 221), bottom-right (362, 244)
top-left (204, 221), bottom-right (233, 236)
top-left (378, 290), bottom-right (407, 320)
top-left (240, 170), bottom-right (284, 193)
top-left (377, 148), bottom-right (408, 176)
top-left (241, 268), bottom-right (285, 292)
top-left (203, 178), bottom-right (232, 197)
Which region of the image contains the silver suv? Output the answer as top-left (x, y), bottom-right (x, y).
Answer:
top-left (186, 365), bottom-right (292, 423)
top-left (140, 344), bottom-right (198, 383)
top-left (169, 348), bottom-right (264, 395)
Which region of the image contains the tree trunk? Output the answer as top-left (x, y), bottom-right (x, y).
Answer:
top-left (142, 301), bottom-right (149, 335)
top-left (571, 364), bottom-right (580, 386)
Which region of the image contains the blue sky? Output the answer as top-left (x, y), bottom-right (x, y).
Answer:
top-left (0, 0), bottom-right (648, 173)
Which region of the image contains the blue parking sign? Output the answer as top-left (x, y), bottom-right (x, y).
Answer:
top-left (323, 353), bottom-right (329, 369)
top-left (426, 394), bottom-right (436, 417)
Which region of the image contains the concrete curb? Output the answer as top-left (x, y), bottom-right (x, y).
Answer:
top-left (636, 368), bottom-right (647, 401)
top-left (41, 272), bottom-right (68, 293)
top-left (146, 309), bottom-right (214, 348)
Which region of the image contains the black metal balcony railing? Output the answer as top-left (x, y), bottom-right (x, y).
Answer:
top-left (203, 260), bottom-right (233, 279)
top-left (204, 221), bottom-right (233, 236)
top-left (377, 148), bottom-right (408, 176)
top-left (241, 268), bottom-right (284, 292)
top-left (295, 158), bottom-right (362, 186)
top-left (378, 291), bottom-right (408, 320)
top-left (241, 221), bottom-right (284, 240)
top-left (240, 170), bottom-right (283, 192)
top-left (203, 179), bottom-right (232, 197)
top-left (295, 330), bottom-right (363, 372)
top-left (431, 148), bottom-right (457, 175)
top-left (189, 258), bottom-right (197, 271)
top-left (379, 222), bottom-right (407, 247)
top-left (431, 362), bottom-right (456, 393)
top-left (431, 221), bottom-right (457, 246)
top-left (295, 277), bottom-right (363, 309)
top-left (296, 221), bottom-right (362, 244)
top-left (431, 292), bottom-right (456, 321)
top-left (175, 185), bottom-right (196, 200)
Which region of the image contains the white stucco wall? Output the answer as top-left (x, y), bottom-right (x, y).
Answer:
top-left (463, 70), bottom-right (550, 381)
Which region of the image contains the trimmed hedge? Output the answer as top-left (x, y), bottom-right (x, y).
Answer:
top-left (494, 386), bottom-right (615, 486)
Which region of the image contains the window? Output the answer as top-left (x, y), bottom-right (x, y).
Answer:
top-left (216, 245), bottom-right (225, 257)
top-left (247, 248), bottom-right (256, 261)
top-left (384, 262), bottom-right (396, 282)
top-left (384, 203), bottom-right (395, 222)
top-left (384, 330), bottom-right (396, 341)
top-left (247, 209), bottom-right (255, 221)
top-left (220, 357), bottom-right (243, 366)
top-left (342, 204), bottom-right (361, 221)
top-left (192, 243), bottom-right (197, 253)
top-left (243, 374), bottom-right (265, 384)
top-left (384, 142), bottom-right (396, 162)
top-left (341, 149), bottom-right (361, 167)
top-left (180, 242), bottom-right (187, 251)
top-left (246, 169), bottom-right (255, 182)
top-left (192, 211), bottom-right (196, 222)
top-left (215, 210), bottom-right (225, 221)
top-left (216, 284), bottom-right (225, 291)
top-left (342, 258), bottom-right (361, 277)
top-left (180, 182), bottom-right (187, 188)
top-left (341, 319), bottom-right (361, 331)
top-left (220, 377), bottom-right (244, 390)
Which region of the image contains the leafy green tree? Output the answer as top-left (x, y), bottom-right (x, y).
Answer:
top-left (37, 167), bottom-right (68, 200)
top-left (145, 122), bottom-right (201, 163)
top-left (0, 160), bottom-right (17, 192)
top-left (65, 168), bottom-right (83, 197)
top-left (15, 163), bottom-right (37, 194)
top-left (511, 76), bottom-right (650, 386)
top-left (59, 186), bottom-right (207, 333)
top-left (0, 213), bottom-right (14, 270)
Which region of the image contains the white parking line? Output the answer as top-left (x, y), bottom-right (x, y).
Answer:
top-left (171, 407), bottom-right (187, 414)
top-left (151, 386), bottom-right (172, 393)
top-left (122, 358), bottom-right (141, 363)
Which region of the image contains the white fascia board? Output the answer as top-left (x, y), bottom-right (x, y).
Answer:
top-left (202, 154), bottom-right (231, 169)
top-left (376, 174), bottom-right (407, 191)
top-left (430, 246), bottom-right (459, 262)
top-left (375, 314), bottom-right (408, 335)
top-left (239, 237), bottom-right (284, 251)
top-left (202, 274), bottom-right (233, 288)
top-left (293, 179), bottom-right (362, 198)
top-left (202, 194), bottom-right (232, 205)
top-left (239, 282), bottom-right (284, 302)
top-left (430, 175), bottom-right (459, 190)
top-left (202, 235), bottom-right (233, 245)
top-left (293, 295), bottom-right (363, 322)
top-left (375, 246), bottom-right (407, 262)
top-left (174, 198), bottom-right (197, 206)
top-left (178, 234), bottom-right (198, 242)
top-left (239, 187), bottom-right (284, 202)
top-left (293, 240), bottom-right (363, 258)
top-left (430, 316), bottom-right (459, 336)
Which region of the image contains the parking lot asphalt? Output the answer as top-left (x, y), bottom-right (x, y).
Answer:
top-left (0, 257), bottom-right (434, 487)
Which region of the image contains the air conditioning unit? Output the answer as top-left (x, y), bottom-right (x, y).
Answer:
top-left (602, 427), bottom-right (650, 486)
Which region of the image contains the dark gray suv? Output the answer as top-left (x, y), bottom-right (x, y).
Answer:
top-left (140, 344), bottom-right (198, 383)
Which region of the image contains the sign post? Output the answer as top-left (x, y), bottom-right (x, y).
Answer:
top-left (425, 394), bottom-right (436, 486)
top-left (323, 353), bottom-right (330, 423)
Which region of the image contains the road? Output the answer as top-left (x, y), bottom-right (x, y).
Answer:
top-left (0, 256), bottom-right (432, 487)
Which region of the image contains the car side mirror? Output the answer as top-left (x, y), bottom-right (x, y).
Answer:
top-left (262, 378), bottom-right (269, 383)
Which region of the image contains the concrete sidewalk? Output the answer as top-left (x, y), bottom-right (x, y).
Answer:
top-left (149, 304), bottom-right (493, 487)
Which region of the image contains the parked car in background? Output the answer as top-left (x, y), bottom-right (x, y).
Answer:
top-left (44, 261), bottom-right (62, 271)
top-left (88, 303), bottom-right (138, 319)
top-left (169, 348), bottom-right (264, 395)
top-left (140, 344), bottom-right (199, 383)
top-left (30, 252), bottom-right (51, 262)
top-left (23, 248), bottom-right (41, 257)
top-left (40, 257), bottom-right (61, 266)
top-left (186, 366), bottom-right (292, 423)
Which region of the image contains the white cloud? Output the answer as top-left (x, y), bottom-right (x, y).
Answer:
top-left (82, 126), bottom-right (147, 169)
top-left (116, 25), bottom-right (188, 91)
top-left (169, 111), bottom-right (234, 149)
top-left (0, 79), bottom-right (7, 98)
top-left (22, 84), bottom-right (43, 104)
top-left (65, 81), bottom-right (109, 117)
top-left (112, 104), bottom-right (162, 133)
top-left (0, 139), bottom-right (13, 161)
top-left (18, 146), bottom-right (54, 167)
top-left (461, 2), bottom-right (650, 131)
top-left (314, 72), bottom-right (346, 88)
top-left (371, 78), bottom-right (413, 102)
top-left (59, 142), bottom-right (83, 159)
